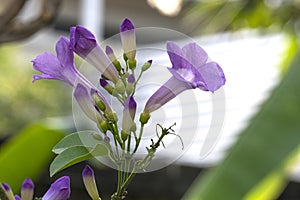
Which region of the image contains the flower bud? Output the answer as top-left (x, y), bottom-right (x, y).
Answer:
top-left (100, 79), bottom-right (114, 95)
top-left (139, 111), bottom-right (150, 125)
top-left (126, 75), bottom-right (135, 95)
top-left (121, 130), bottom-right (129, 141)
top-left (1, 183), bottom-right (14, 200)
top-left (21, 178), bottom-right (34, 200)
top-left (98, 120), bottom-right (108, 133)
top-left (127, 59), bottom-right (136, 70)
top-left (115, 79), bottom-right (125, 94)
top-left (92, 90), bottom-right (106, 112)
top-left (122, 96), bottom-right (137, 134)
top-left (82, 165), bottom-right (100, 200)
top-left (120, 18), bottom-right (136, 61)
top-left (105, 46), bottom-right (122, 73)
top-left (142, 60), bottom-right (152, 72)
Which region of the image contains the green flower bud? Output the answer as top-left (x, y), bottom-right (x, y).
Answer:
top-left (127, 59), bottom-right (136, 70)
top-left (139, 111), bottom-right (150, 124)
top-left (98, 120), bottom-right (108, 133)
top-left (121, 130), bottom-right (129, 141)
top-left (130, 122), bottom-right (137, 132)
top-left (115, 79), bottom-right (125, 94)
top-left (107, 112), bottom-right (118, 122)
top-left (92, 91), bottom-right (106, 112)
top-left (141, 60), bottom-right (152, 72)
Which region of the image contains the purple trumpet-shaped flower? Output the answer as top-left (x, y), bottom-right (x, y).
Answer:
top-left (82, 165), bottom-right (100, 200)
top-left (21, 178), bottom-right (34, 200)
top-left (70, 26), bottom-right (119, 83)
top-left (42, 176), bottom-right (70, 200)
top-left (120, 18), bottom-right (136, 61)
top-left (122, 96), bottom-right (137, 134)
top-left (32, 36), bottom-right (112, 119)
top-left (143, 41), bottom-right (225, 113)
top-left (32, 37), bottom-right (80, 86)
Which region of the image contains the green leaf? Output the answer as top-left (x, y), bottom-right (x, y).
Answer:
top-left (50, 143), bottom-right (108, 176)
top-left (52, 131), bottom-right (101, 154)
top-left (183, 50), bottom-right (300, 200)
top-left (0, 124), bottom-right (64, 191)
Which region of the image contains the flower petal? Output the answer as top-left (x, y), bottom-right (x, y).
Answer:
top-left (42, 176), bottom-right (70, 200)
top-left (166, 41), bottom-right (184, 70)
top-left (144, 77), bottom-right (190, 113)
top-left (56, 37), bottom-right (76, 73)
top-left (70, 26), bottom-right (97, 57)
top-left (74, 84), bottom-right (99, 122)
top-left (32, 52), bottom-right (63, 80)
top-left (197, 62), bottom-right (226, 92)
top-left (182, 42), bottom-right (208, 67)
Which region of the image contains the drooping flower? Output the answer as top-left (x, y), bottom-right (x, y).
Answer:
top-left (42, 176), bottom-right (70, 200)
top-left (32, 37), bottom-right (80, 86)
top-left (32, 36), bottom-right (112, 119)
top-left (122, 96), bottom-right (137, 135)
top-left (21, 178), bottom-right (34, 200)
top-left (143, 41), bottom-right (225, 113)
top-left (82, 165), bottom-right (100, 200)
top-left (70, 26), bottom-right (119, 83)
top-left (120, 18), bottom-right (136, 61)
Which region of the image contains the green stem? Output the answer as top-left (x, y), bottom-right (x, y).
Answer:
top-left (117, 164), bottom-right (123, 196)
top-left (132, 71), bottom-right (143, 95)
top-left (132, 123), bottom-right (144, 154)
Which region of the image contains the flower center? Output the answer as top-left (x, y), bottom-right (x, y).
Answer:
top-left (177, 68), bottom-right (195, 82)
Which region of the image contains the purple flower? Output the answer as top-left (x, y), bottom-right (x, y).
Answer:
top-left (122, 96), bottom-right (137, 133)
top-left (1, 183), bottom-right (14, 200)
top-left (42, 176), bottom-right (70, 200)
top-left (82, 165), bottom-right (100, 200)
top-left (32, 37), bottom-right (80, 86)
top-left (70, 26), bottom-right (119, 83)
top-left (32, 36), bottom-right (112, 121)
top-left (14, 195), bottom-right (21, 200)
top-left (143, 41), bottom-right (225, 113)
top-left (105, 45), bottom-right (116, 61)
top-left (120, 18), bottom-right (136, 61)
top-left (21, 178), bottom-right (34, 200)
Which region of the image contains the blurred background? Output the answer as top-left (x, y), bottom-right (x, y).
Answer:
top-left (1, 0), bottom-right (300, 199)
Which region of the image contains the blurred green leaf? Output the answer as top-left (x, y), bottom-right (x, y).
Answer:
top-left (183, 49), bottom-right (300, 200)
top-left (183, 1), bottom-right (300, 35)
top-left (50, 143), bottom-right (108, 177)
top-left (52, 131), bottom-right (102, 154)
top-left (244, 168), bottom-right (287, 200)
top-left (0, 124), bottom-right (64, 191)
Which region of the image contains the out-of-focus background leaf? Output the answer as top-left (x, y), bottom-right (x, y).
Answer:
top-left (0, 124), bottom-right (64, 191)
top-left (183, 49), bottom-right (300, 199)
top-left (182, 0), bottom-right (300, 36)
